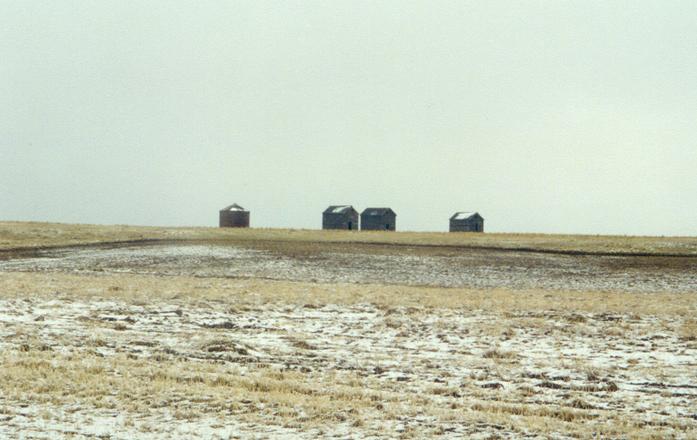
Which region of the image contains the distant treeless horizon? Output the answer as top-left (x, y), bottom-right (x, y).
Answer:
top-left (1, 1), bottom-right (695, 235)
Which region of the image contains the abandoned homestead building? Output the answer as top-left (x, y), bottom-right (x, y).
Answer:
top-left (449, 212), bottom-right (484, 232)
top-left (219, 203), bottom-right (250, 228)
top-left (322, 205), bottom-right (359, 230)
top-left (361, 207), bottom-right (396, 231)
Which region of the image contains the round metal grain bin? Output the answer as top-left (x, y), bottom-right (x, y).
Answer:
top-left (219, 203), bottom-right (250, 228)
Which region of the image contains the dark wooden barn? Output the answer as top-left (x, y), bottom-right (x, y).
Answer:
top-left (449, 212), bottom-right (484, 232)
top-left (322, 205), bottom-right (359, 230)
top-left (361, 207), bottom-right (396, 231)
top-left (219, 203), bottom-right (250, 228)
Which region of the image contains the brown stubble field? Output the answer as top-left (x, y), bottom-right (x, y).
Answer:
top-left (0, 222), bottom-right (696, 438)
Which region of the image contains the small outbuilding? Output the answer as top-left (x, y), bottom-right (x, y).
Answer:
top-left (449, 212), bottom-right (484, 232)
top-left (322, 205), bottom-right (359, 230)
top-left (361, 207), bottom-right (396, 231)
top-left (219, 203), bottom-right (250, 228)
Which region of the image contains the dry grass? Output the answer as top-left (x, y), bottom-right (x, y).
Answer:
top-left (679, 319), bottom-right (697, 341)
top-left (1, 220), bottom-right (696, 255)
top-left (0, 223), bottom-right (695, 438)
top-left (482, 348), bottom-right (518, 359)
top-left (1, 271), bottom-right (695, 317)
top-left (0, 350), bottom-right (381, 425)
top-left (0, 350), bottom-right (634, 437)
top-left (0, 273), bottom-right (697, 438)
top-left (0, 271), bottom-right (695, 438)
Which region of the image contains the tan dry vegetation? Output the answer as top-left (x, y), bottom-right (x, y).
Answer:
top-left (1, 271), bottom-right (695, 316)
top-left (2, 220), bottom-right (696, 255)
top-left (0, 350), bottom-right (656, 439)
top-left (1, 224), bottom-right (696, 438)
top-left (1, 271), bottom-right (696, 438)
top-left (0, 350), bottom-right (381, 426)
top-left (680, 319), bottom-right (697, 341)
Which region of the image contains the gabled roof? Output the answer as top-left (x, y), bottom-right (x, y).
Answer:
top-left (220, 203), bottom-right (247, 212)
top-left (450, 211), bottom-right (482, 221)
top-left (323, 205), bottom-right (357, 215)
top-left (362, 207), bottom-right (396, 216)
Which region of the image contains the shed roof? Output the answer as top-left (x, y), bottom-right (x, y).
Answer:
top-left (362, 207), bottom-right (396, 216)
top-left (323, 205), bottom-right (356, 215)
top-left (450, 211), bottom-right (481, 221)
top-left (220, 203), bottom-right (247, 212)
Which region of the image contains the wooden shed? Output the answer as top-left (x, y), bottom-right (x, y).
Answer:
top-left (449, 212), bottom-right (484, 232)
top-left (322, 205), bottom-right (359, 230)
top-left (361, 207), bottom-right (396, 231)
top-left (219, 203), bottom-right (250, 228)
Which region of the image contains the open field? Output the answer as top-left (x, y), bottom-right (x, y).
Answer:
top-left (1, 273), bottom-right (696, 439)
top-left (1, 241), bottom-right (696, 294)
top-left (0, 223), bottom-right (696, 438)
top-left (2, 221), bottom-right (697, 255)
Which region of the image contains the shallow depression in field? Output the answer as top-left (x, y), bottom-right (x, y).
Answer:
top-left (0, 243), bottom-right (695, 293)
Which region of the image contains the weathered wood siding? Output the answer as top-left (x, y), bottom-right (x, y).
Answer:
top-left (449, 217), bottom-right (484, 232)
top-left (322, 212), bottom-right (359, 230)
top-left (361, 212), bottom-right (396, 231)
top-left (219, 211), bottom-right (250, 228)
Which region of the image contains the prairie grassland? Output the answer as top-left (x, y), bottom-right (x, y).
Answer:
top-left (2, 220), bottom-right (697, 255)
top-left (1, 271), bottom-right (695, 315)
top-left (0, 223), bottom-right (695, 438)
top-left (1, 272), bottom-right (696, 438)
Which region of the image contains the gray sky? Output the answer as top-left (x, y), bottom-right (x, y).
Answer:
top-left (1, 1), bottom-right (696, 235)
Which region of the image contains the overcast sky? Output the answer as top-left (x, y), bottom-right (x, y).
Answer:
top-left (1, 1), bottom-right (695, 235)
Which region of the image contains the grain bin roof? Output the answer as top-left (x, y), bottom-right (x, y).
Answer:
top-left (220, 203), bottom-right (247, 212)
top-left (323, 205), bottom-right (356, 214)
top-left (362, 207), bottom-right (395, 216)
top-left (450, 212), bottom-right (480, 220)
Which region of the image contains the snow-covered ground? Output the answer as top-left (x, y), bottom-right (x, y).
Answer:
top-left (1, 242), bottom-right (695, 438)
top-left (1, 243), bottom-right (695, 293)
top-left (1, 286), bottom-right (695, 438)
